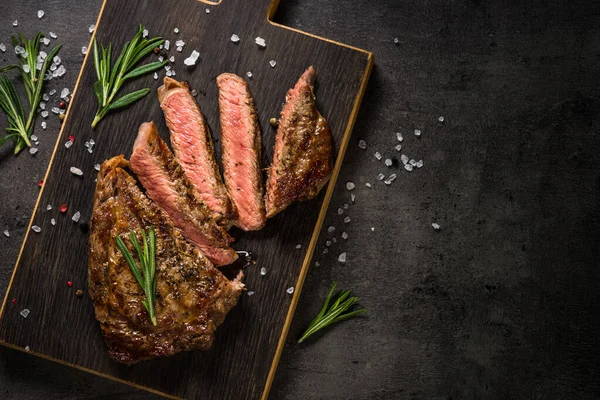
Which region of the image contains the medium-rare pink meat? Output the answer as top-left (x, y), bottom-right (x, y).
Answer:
top-left (130, 122), bottom-right (238, 266)
top-left (217, 73), bottom-right (266, 231)
top-left (158, 77), bottom-right (236, 226)
top-left (265, 66), bottom-right (333, 218)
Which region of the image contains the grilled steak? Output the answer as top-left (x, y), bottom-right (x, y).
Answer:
top-left (265, 66), bottom-right (333, 218)
top-left (217, 73), bottom-right (266, 231)
top-left (89, 155), bottom-right (243, 364)
top-left (158, 77), bottom-right (236, 225)
top-left (130, 122), bottom-right (238, 266)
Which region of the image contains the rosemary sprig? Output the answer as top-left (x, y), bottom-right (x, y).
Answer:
top-left (91, 25), bottom-right (167, 128)
top-left (298, 281), bottom-right (366, 343)
top-left (115, 228), bottom-right (158, 326)
top-left (0, 33), bottom-right (61, 153)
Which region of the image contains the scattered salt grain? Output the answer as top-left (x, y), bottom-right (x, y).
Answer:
top-left (404, 164), bottom-right (413, 171)
top-left (409, 159), bottom-right (417, 167)
top-left (338, 208), bottom-right (343, 215)
top-left (49, 32), bottom-right (57, 39)
top-left (230, 34), bottom-right (240, 43)
top-left (295, 244), bottom-right (302, 249)
top-left (23, 65), bottom-right (31, 73)
top-left (46, 204), bottom-right (52, 211)
top-left (51, 218), bottom-right (56, 226)
top-left (395, 144), bottom-right (402, 152)
top-left (315, 261), bottom-right (320, 267)
top-left (41, 121), bottom-right (46, 129)
top-left (365, 182), bottom-right (372, 188)
top-left (0, 43), bottom-right (5, 53)
top-left (384, 158), bottom-right (392, 167)
top-left (41, 37), bottom-right (50, 46)
top-left (37, 10), bottom-right (44, 19)
top-left (260, 267), bottom-right (266, 276)
top-left (286, 287), bottom-right (294, 295)
top-left (29, 147), bottom-right (38, 155)
top-left (205, 7), bottom-right (210, 13)
top-left (94, 164), bottom-right (101, 171)
top-left (384, 174), bottom-right (397, 185)
top-left (40, 102), bottom-right (46, 110)
top-left (255, 37), bottom-right (266, 48)
top-left (81, 46), bottom-right (88, 55)
top-left (15, 45), bottom-right (25, 55)
top-left (396, 132), bottom-right (403, 142)
top-left (41, 111), bottom-right (49, 119)
top-left (89, 25), bottom-right (95, 34)
top-left (432, 222), bottom-right (441, 230)
top-left (175, 39), bottom-right (185, 48)
top-left (438, 116), bottom-right (445, 123)
top-left (344, 216), bottom-right (351, 223)
top-left (328, 226), bottom-right (336, 233)
top-left (351, 193), bottom-right (356, 203)
top-left (31, 225), bottom-right (41, 233)
top-left (400, 154), bottom-right (408, 164)
top-left (247, 291), bottom-right (254, 296)
top-left (176, 46), bottom-right (183, 53)
top-left (53, 55), bottom-right (61, 65)
top-left (269, 60), bottom-right (276, 68)
top-left (371, 227), bottom-right (375, 232)
top-left (174, 28), bottom-right (179, 34)
top-left (414, 129), bottom-right (421, 137)
top-left (25, 346), bottom-right (30, 351)
top-left (325, 240), bottom-right (331, 247)
top-left (43, 93), bottom-right (50, 101)
top-left (323, 248), bottom-right (329, 254)
top-left (61, 88), bottom-right (70, 99)
top-left (70, 166), bottom-right (83, 176)
top-left (3, 230), bottom-right (9, 237)
top-left (49, 89), bottom-right (56, 95)
top-left (377, 173), bottom-right (385, 181)
top-left (246, 71), bottom-right (252, 78)
top-left (153, 72), bottom-right (158, 80)
top-left (72, 211), bottom-right (81, 223)
top-left (358, 139), bottom-right (367, 149)
top-left (374, 151), bottom-right (382, 160)
top-left (416, 160), bottom-right (423, 168)
top-left (184, 50), bottom-right (200, 66)
top-left (51, 107), bottom-right (60, 114)
top-left (346, 181), bottom-right (355, 191)
top-left (344, 203), bottom-right (349, 209)
top-left (12, 20), bottom-right (18, 27)
top-left (394, 37), bottom-right (399, 44)
top-left (20, 309), bottom-right (30, 318)
top-left (338, 252), bottom-right (347, 263)
top-left (169, 55), bottom-right (175, 63)
top-left (53, 65), bottom-right (66, 78)
top-left (64, 140), bottom-right (73, 148)
top-left (341, 232), bottom-right (348, 240)
top-left (142, 29), bottom-right (149, 38)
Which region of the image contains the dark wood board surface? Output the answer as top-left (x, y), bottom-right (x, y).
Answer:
top-left (0, 0), bottom-right (372, 399)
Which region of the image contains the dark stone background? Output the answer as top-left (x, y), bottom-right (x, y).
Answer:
top-left (1, 0), bottom-right (599, 399)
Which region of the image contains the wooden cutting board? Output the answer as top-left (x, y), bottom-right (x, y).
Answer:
top-left (0, 0), bottom-right (372, 398)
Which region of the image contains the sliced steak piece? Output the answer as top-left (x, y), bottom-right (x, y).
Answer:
top-left (89, 155), bottom-right (243, 364)
top-left (217, 73), bottom-right (266, 231)
top-left (265, 66), bottom-right (334, 218)
top-left (130, 122), bottom-right (238, 266)
top-left (158, 77), bottom-right (236, 225)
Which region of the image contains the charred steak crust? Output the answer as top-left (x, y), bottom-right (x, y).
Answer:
top-left (265, 66), bottom-right (334, 218)
top-left (158, 77), bottom-right (237, 226)
top-left (89, 155), bottom-right (244, 364)
top-left (130, 122), bottom-right (238, 266)
top-left (217, 73), bottom-right (267, 231)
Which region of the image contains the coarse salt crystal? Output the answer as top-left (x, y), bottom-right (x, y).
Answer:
top-left (142, 29), bottom-right (149, 38)
top-left (0, 43), bottom-right (5, 53)
top-left (40, 102), bottom-right (46, 110)
top-left (409, 159), bottom-right (417, 167)
top-left (3, 230), bottom-right (9, 237)
top-left (41, 37), bottom-right (50, 46)
top-left (230, 34), bottom-right (240, 43)
top-left (246, 71), bottom-right (252, 78)
top-left (70, 166), bottom-right (83, 176)
top-left (41, 111), bottom-right (49, 119)
top-left (328, 226), bottom-right (335, 233)
top-left (377, 173), bottom-right (385, 181)
top-left (175, 40), bottom-right (185, 47)
top-left (295, 244), bottom-right (302, 249)
top-left (64, 140), bottom-right (73, 148)
top-left (41, 121), bottom-right (46, 129)
top-left (53, 56), bottom-right (61, 65)
top-left (164, 40), bottom-right (170, 50)
top-left (371, 227), bottom-right (375, 231)
top-left (346, 182), bottom-right (355, 191)
top-left (358, 139), bottom-right (367, 149)
top-left (169, 55), bottom-right (175, 63)
top-left (72, 211), bottom-right (81, 222)
top-left (438, 116), bottom-right (445, 122)
top-left (31, 134), bottom-right (38, 141)
top-left (23, 65), bottom-right (31, 73)
top-left (89, 25), bottom-right (95, 34)
top-left (53, 65), bottom-right (66, 78)
top-left (176, 46), bottom-right (183, 53)
top-left (384, 174), bottom-right (397, 185)
top-left (374, 152), bottom-right (382, 160)
top-left (25, 346), bottom-right (30, 351)
top-left (20, 309), bottom-right (30, 318)
top-left (344, 203), bottom-right (349, 209)
top-left (269, 60), bottom-right (276, 68)
top-left (94, 164), bottom-right (101, 171)
top-left (154, 72), bottom-right (158, 80)
top-left (351, 193), bottom-right (356, 203)
top-left (37, 10), bottom-right (44, 19)
top-left (416, 160), bottom-right (424, 168)
top-left (338, 208), bottom-right (343, 215)
top-left (338, 252), bottom-right (347, 263)
top-left (255, 37), bottom-right (266, 47)
top-left (184, 50), bottom-right (200, 66)
top-left (315, 261), bottom-right (320, 267)
top-left (432, 222), bottom-right (441, 230)
top-left (43, 93), bottom-right (50, 101)
top-left (51, 107), bottom-right (60, 114)
top-left (394, 37), bottom-right (399, 44)
top-left (15, 45), bottom-right (25, 55)
top-left (404, 164), bottom-right (413, 171)
top-left (29, 147), bottom-right (38, 155)
top-left (61, 88), bottom-right (70, 99)
top-left (344, 216), bottom-right (351, 223)
top-left (51, 218), bottom-right (56, 226)
top-left (400, 154), bottom-right (408, 164)
top-left (414, 129), bottom-right (421, 137)
top-left (247, 291), bottom-right (254, 296)
top-left (286, 286), bottom-right (294, 294)
top-left (49, 89), bottom-right (56, 95)
top-left (325, 240), bottom-right (331, 247)
top-left (31, 225), bottom-right (41, 233)
top-left (323, 248), bottom-right (329, 254)
top-left (396, 132), bottom-right (403, 142)
top-left (365, 182), bottom-right (372, 188)
top-left (174, 28), bottom-right (179, 34)
top-left (384, 158), bottom-right (392, 167)
top-left (205, 7), bottom-right (210, 13)
top-left (46, 204), bottom-right (52, 211)
top-left (49, 32), bottom-right (57, 39)
top-left (260, 267), bottom-right (266, 276)
top-left (341, 232), bottom-right (348, 240)
top-left (81, 46), bottom-right (88, 55)
top-left (13, 20), bottom-right (18, 27)
top-left (395, 144), bottom-right (402, 152)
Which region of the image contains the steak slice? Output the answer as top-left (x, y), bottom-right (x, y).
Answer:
top-left (158, 77), bottom-right (236, 225)
top-left (265, 66), bottom-right (334, 218)
top-left (217, 73), bottom-right (266, 231)
top-left (130, 122), bottom-right (238, 266)
top-left (89, 155), bottom-right (243, 364)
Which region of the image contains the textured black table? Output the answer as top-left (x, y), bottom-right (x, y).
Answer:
top-left (1, 1), bottom-right (599, 399)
